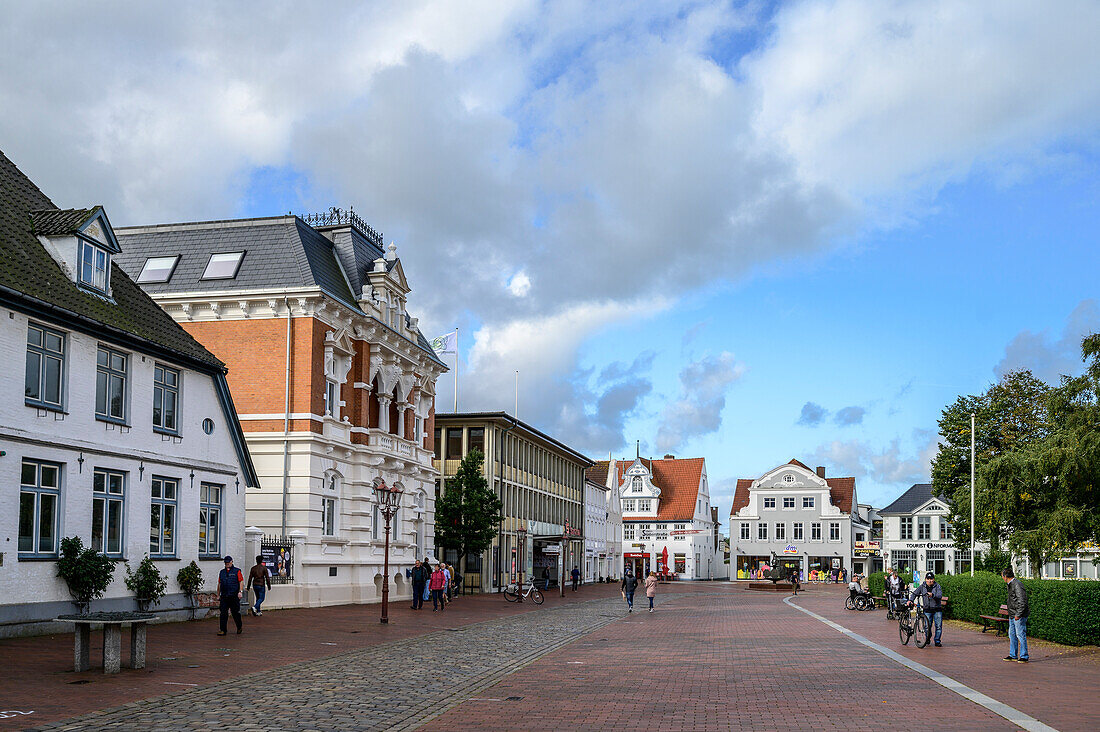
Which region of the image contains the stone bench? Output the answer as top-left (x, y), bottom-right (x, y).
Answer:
top-left (56, 612), bottom-right (155, 674)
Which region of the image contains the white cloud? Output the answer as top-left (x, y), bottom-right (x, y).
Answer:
top-left (507, 270), bottom-right (532, 297)
top-left (656, 352), bottom-right (745, 453)
top-left (995, 299), bottom-right (1099, 383)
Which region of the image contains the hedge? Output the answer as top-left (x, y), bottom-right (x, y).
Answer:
top-left (868, 571), bottom-right (1100, 646)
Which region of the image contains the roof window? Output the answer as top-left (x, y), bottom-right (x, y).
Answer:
top-left (137, 255), bottom-right (180, 283)
top-left (201, 251), bottom-right (245, 280)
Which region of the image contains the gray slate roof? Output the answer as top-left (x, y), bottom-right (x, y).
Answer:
top-left (880, 483), bottom-right (948, 514)
top-left (0, 149), bottom-right (224, 369)
top-left (115, 215), bottom-right (445, 367)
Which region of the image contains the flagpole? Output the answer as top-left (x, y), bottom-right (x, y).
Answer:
top-left (514, 370), bottom-right (519, 417)
top-left (453, 328), bottom-right (459, 412)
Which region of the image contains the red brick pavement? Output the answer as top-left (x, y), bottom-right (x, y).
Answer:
top-left (795, 584), bottom-right (1100, 732)
top-left (0, 582), bottom-right (619, 729)
top-left (421, 584), bottom-right (1022, 731)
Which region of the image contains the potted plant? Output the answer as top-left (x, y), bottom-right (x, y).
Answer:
top-left (56, 536), bottom-right (116, 614)
top-left (124, 555), bottom-right (168, 612)
top-left (176, 561), bottom-right (204, 620)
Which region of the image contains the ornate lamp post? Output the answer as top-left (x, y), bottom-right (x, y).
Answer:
top-left (516, 525), bottom-right (527, 593)
top-left (373, 480), bottom-right (404, 623)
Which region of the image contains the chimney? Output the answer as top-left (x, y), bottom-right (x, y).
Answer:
top-left (816, 466), bottom-right (826, 478)
top-left (664, 454), bottom-right (675, 460)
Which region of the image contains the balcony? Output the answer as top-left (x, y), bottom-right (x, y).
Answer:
top-left (367, 428), bottom-right (432, 467)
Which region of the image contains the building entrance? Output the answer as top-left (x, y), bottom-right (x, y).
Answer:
top-left (624, 553), bottom-right (649, 578)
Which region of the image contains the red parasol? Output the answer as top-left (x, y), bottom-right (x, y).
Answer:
top-left (661, 546), bottom-right (669, 574)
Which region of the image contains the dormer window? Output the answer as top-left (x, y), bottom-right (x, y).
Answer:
top-left (631, 477), bottom-right (643, 493)
top-left (201, 251), bottom-right (244, 280)
top-left (138, 255), bottom-right (180, 283)
top-left (79, 240), bottom-right (110, 292)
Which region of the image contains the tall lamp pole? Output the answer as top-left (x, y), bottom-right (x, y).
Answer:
top-left (970, 412), bottom-right (976, 577)
top-left (373, 480), bottom-right (404, 623)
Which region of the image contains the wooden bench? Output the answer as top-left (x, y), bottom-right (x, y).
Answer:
top-left (979, 604), bottom-right (1010, 636)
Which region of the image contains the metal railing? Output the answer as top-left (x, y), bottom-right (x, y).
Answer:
top-left (301, 206), bottom-right (384, 247)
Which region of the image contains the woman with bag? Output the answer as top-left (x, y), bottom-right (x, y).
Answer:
top-left (644, 572), bottom-right (658, 613)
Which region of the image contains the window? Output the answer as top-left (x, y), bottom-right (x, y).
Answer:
top-left (740, 522), bottom-right (750, 540)
top-left (855, 532), bottom-right (865, 542)
top-left (757, 523), bottom-right (768, 541)
top-left (829, 522), bottom-right (840, 541)
top-left (811, 522), bottom-right (822, 541)
top-left (137, 255), bottom-right (180, 283)
top-left (624, 527), bottom-right (635, 540)
top-left (803, 496), bottom-right (815, 509)
top-left (149, 477), bottom-right (178, 557)
top-left (793, 522), bottom-right (803, 541)
top-left (18, 460), bottom-right (61, 556)
top-left (322, 497), bottom-right (337, 536)
top-left (942, 518), bottom-right (952, 539)
top-left (79, 241), bottom-right (110, 292)
top-left (763, 497), bottom-right (776, 509)
top-left (892, 549), bottom-right (917, 572)
top-left (153, 364), bottom-right (180, 433)
top-left (901, 517), bottom-right (913, 540)
top-left (96, 346), bottom-right (128, 422)
top-left (202, 418), bottom-right (215, 435)
top-left (199, 483), bottom-right (222, 557)
top-left (324, 379), bottom-right (338, 417)
top-left (92, 469), bottom-right (125, 556)
top-left (918, 516), bottom-right (931, 540)
top-left (775, 523), bottom-right (786, 541)
top-left (201, 251), bottom-right (245, 280)
top-left (783, 497), bottom-right (795, 508)
top-left (415, 416), bottom-right (423, 442)
top-left (468, 427), bottom-right (484, 455)
top-left (631, 476), bottom-right (643, 492)
top-left (623, 499), bottom-right (635, 511)
top-left (25, 324), bottom-right (65, 409)
top-left (784, 474), bottom-right (794, 484)
top-left (638, 499), bottom-right (651, 512)
top-left (445, 429), bottom-right (462, 459)
top-left (433, 427), bottom-right (442, 459)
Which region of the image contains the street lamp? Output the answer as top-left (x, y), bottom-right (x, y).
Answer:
top-left (373, 479), bottom-right (404, 623)
top-left (517, 525), bottom-right (527, 593)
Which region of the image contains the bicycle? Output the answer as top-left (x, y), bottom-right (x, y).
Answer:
top-left (502, 581), bottom-right (543, 605)
top-left (898, 597), bottom-right (930, 647)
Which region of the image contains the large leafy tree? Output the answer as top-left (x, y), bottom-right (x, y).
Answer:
top-left (981, 335), bottom-right (1100, 573)
top-left (435, 448), bottom-right (503, 579)
top-left (931, 370), bottom-right (1052, 552)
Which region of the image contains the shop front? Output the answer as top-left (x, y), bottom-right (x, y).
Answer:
top-left (735, 555), bottom-right (771, 579)
top-left (853, 541), bottom-right (882, 576)
top-left (624, 552), bottom-right (650, 578)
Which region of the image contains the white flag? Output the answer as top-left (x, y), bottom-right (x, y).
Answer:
top-left (430, 331), bottom-right (457, 355)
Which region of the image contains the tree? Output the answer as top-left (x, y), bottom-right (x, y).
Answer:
top-left (434, 448), bottom-right (503, 583)
top-left (931, 370), bottom-right (1051, 554)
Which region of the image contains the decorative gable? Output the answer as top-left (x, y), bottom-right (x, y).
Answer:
top-left (32, 206), bottom-right (121, 296)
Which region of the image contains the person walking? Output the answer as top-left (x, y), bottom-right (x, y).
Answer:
top-left (571, 566), bottom-right (581, 592)
top-left (909, 572), bottom-right (945, 647)
top-left (429, 564), bottom-right (447, 611)
top-left (247, 555), bottom-right (271, 616)
top-left (443, 563), bottom-right (453, 603)
top-left (217, 556), bottom-right (244, 635)
top-left (410, 560), bottom-right (429, 610)
top-left (621, 569), bottom-right (638, 612)
top-left (644, 571), bottom-right (658, 612)
top-left (1002, 568), bottom-right (1030, 663)
top-left (789, 567), bottom-right (801, 596)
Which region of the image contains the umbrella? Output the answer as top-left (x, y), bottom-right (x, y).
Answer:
top-left (661, 546), bottom-right (669, 574)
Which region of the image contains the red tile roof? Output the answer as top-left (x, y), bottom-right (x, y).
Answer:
top-left (615, 456), bottom-right (705, 522)
top-left (728, 464), bottom-right (855, 517)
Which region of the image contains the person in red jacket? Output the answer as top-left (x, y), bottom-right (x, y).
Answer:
top-left (429, 564), bottom-right (447, 611)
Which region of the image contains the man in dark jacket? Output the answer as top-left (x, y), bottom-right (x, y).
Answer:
top-left (909, 572), bottom-right (944, 646)
top-left (1002, 568), bottom-right (1029, 663)
top-left (410, 560), bottom-right (429, 610)
top-left (217, 556), bottom-right (244, 636)
top-left (621, 570), bottom-right (638, 612)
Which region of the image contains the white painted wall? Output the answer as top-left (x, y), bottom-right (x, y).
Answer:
top-left (0, 308), bottom-right (248, 634)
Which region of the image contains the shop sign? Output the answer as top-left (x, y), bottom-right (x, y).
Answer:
top-left (782, 545), bottom-right (798, 555)
top-left (563, 520), bottom-right (582, 537)
top-left (1062, 561), bottom-right (1078, 578)
top-left (541, 545), bottom-right (561, 554)
top-left (903, 542), bottom-right (953, 549)
top-left (624, 552), bottom-right (647, 558)
top-left (670, 529), bottom-right (705, 535)
top-left (854, 540), bottom-right (881, 556)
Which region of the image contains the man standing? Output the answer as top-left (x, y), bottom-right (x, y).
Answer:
top-left (571, 566), bottom-right (581, 592)
top-left (247, 555), bottom-right (271, 616)
top-left (621, 569), bottom-right (638, 612)
top-left (217, 556), bottom-right (244, 636)
top-left (411, 560), bottom-right (429, 610)
top-left (909, 572), bottom-right (944, 647)
top-left (1002, 568), bottom-right (1030, 663)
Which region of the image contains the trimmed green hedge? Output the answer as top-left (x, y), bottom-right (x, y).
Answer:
top-left (868, 571), bottom-right (1100, 646)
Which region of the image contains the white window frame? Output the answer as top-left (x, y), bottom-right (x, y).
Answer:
top-left (829, 522), bottom-right (840, 542)
top-left (811, 522), bottom-right (822, 541)
top-left (775, 523), bottom-right (786, 541)
top-left (322, 496), bottom-right (337, 537)
top-left (149, 476), bottom-right (178, 557)
top-left (803, 496), bottom-right (815, 509)
top-left (918, 516), bottom-right (931, 540)
top-left (757, 522), bottom-right (768, 541)
top-left (901, 517), bottom-right (914, 540)
top-left (763, 497), bottom-right (776, 509)
top-left (79, 239), bottom-right (110, 292)
top-left (782, 497), bottom-right (795, 509)
top-left (739, 522), bottom-right (750, 540)
top-left (793, 522), bottom-right (803, 541)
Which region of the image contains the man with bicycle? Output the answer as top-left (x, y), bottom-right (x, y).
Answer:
top-left (909, 572), bottom-right (944, 647)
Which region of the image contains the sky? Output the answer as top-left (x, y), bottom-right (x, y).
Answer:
top-left (2, 0), bottom-right (1098, 524)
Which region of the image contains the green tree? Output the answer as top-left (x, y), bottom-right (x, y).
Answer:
top-left (434, 448), bottom-right (503, 582)
top-left (931, 370), bottom-right (1051, 554)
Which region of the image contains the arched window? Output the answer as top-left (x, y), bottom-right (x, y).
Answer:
top-left (631, 476), bottom-right (643, 493)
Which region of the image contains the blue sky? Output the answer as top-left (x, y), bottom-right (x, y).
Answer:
top-left (1, 0), bottom-right (1097, 523)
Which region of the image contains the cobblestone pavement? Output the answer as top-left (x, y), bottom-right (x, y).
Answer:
top-left (29, 594), bottom-right (630, 731)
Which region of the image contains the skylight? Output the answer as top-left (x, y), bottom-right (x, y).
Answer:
top-left (201, 251), bottom-right (245, 280)
top-left (137, 255), bottom-right (180, 283)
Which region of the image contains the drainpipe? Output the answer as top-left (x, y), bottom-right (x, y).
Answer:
top-left (280, 297), bottom-right (292, 538)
